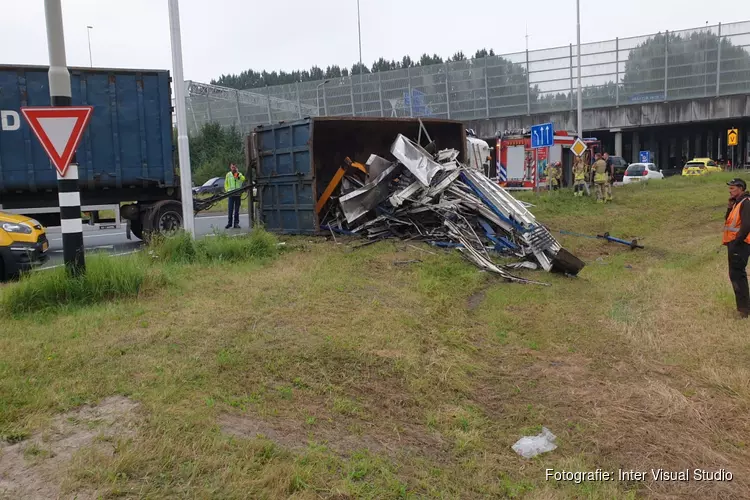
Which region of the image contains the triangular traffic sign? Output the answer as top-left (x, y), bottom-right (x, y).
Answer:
top-left (21, 106), bottom-right (93, 177)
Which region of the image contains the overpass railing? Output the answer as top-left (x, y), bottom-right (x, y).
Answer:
top-left (185, 20), bottom-right (750, 135)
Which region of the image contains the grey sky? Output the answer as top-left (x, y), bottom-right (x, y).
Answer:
top-left (1, 0), bottom-right (746, 84)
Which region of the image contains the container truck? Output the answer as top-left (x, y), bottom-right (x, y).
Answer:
top-left (0, 64), bottom-right (181, 240)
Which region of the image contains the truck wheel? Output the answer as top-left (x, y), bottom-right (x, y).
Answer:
top-left (130, 219), bottom-right (144, 241)
top-left (150, 201), bottom-right (183, 234)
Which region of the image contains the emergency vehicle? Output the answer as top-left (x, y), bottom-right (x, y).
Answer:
top-left (496, 129), bottom-right (601, 190)
top-left (466, 129), bottom-right (492, 177)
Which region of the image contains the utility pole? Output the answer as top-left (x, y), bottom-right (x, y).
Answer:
top-left (86, 26), bottom-right (93, 67)
top-left (576, 0), bottom-right (583, 140)
top-left (45, 0), bottom-right (85, 275)
top-left (357, 0), bottom-right (363, 115)
top-left (167, 0), bottom-right (195, 237)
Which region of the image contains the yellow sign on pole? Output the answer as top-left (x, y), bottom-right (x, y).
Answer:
top-left (728, 128), bottom-right (739, 147)
top-left (571, 138), bottom-right (587, 157)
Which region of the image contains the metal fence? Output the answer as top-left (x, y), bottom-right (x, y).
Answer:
top-left (185, 20), bottom-right (750, 136)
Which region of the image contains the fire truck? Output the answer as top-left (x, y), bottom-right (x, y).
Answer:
top-left (496, 129), bottom-right (601, 190)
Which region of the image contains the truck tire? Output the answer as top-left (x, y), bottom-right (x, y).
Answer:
top-left (150, 201), bottom-right (183, 234)
top-left (130, 219), bottom-right (145, 241)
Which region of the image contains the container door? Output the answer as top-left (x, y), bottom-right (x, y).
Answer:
top-left (256, 120), bottom-right (315, 233)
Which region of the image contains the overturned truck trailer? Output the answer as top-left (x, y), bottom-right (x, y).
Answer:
top-left (248, 117), bottom-right (584, 278)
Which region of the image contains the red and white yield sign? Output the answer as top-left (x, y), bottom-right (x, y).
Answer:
top-left (21, 106), bottom-right (93, 177)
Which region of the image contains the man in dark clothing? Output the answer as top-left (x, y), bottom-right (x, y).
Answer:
top-left (723, 178), bottom-right (750, 318)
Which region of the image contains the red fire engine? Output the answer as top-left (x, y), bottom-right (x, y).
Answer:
top-left (496, 129), bottom-right (601, 190)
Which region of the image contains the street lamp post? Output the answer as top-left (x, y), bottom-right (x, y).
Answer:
top-left (316, 79), bottom-right (330, 116)
top-left (167, 0), bottom-right (195, 237)
top-left (576, 0), bottom-right (583, 140)
top-left (86, 25), bottom-right (93, 67)
top-left (357, 0), bottom-right (363, 115)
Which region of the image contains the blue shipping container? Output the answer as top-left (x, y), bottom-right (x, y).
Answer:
top-left (0, 64), bottom-right (174, 207)
top-left (254, 117), bottom-right (466, 234)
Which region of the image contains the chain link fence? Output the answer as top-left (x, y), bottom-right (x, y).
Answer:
top-left (185, 20), bottom-right (750, 136)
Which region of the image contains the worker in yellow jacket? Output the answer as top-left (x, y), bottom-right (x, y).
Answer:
top-left (592, 153), bottom-right (611, 203)
top-left (573, 157), bottom-right (587, 197)
top-left (548, 161), bottom-right (561, 191)
top-left (225, 163), bottom-right (246, 229)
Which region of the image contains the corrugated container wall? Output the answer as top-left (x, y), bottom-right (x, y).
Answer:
top-left (252, 117), bottom-right (467, 234)
top-left (0, 65), bottom-right (174, 207)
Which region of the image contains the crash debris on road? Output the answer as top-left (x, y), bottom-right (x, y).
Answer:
top-left (316, 127), bottom-right (584, 284)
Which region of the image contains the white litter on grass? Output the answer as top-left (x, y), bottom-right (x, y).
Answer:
top-left (512, 427), bottom-right (557, 459)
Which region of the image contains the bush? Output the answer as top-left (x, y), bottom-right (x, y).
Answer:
top-left (0, 254), bottom-right (164, 315)
top-left (148, 228), bottom-right (279, 265)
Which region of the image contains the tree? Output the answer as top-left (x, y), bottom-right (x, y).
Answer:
top-left (450, 51), bottom-right (466, 62)
top-left (401, 55), bottom-right (415, 68)
top-left (372, 57), bottom-right (399, 73)
top-left (188, 122), bottom-right (245, 185)
top-left (474, 48), bottom-right (495, 59)
top-left (419, 53), bottom-right (444, 66)
top-left (351, 62), bottom-right (371, 75)
top-left (325, 65), bottom-right (343, 79)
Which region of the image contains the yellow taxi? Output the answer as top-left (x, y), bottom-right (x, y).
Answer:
top-left (0, 211), bottom-right (49, 280)
top-left (682, 158), bottom-right (721, 176)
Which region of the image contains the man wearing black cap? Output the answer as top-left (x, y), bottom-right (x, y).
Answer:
top-left (723, 178), bottom-right (750, 318)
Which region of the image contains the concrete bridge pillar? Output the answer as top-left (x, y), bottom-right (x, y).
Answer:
top-left (632, 132), bottom-right (640, 161)
top-left (614, 132), bottom-right (623, 157)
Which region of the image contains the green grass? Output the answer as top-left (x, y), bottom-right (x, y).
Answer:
top-left (148, 228), bottom-right (278, 264)
top-left (0, 254), bottom-right (165, 315)
top-left (1, 174), bottom-right (749, 498)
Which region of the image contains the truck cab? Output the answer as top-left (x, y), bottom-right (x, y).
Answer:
top-left (0, 211), bottom-right (49, 280)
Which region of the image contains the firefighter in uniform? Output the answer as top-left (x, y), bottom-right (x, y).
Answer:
top-left (548, 161), bottom-right (561, 191)
top-left (573, 156), bottom-right (587, 197)
top-left (592, 153), bottom-right (611, 203)
top-left (723, 178), bottom-right (750, 318)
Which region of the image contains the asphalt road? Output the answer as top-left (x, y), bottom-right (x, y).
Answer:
top-left (41, 214), bottom-right (246, 269)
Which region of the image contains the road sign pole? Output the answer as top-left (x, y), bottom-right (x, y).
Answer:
top-left (44, 0), bottom-right (84, 276)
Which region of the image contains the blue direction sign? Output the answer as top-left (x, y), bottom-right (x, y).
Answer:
top-left (530, 122), bottom-right (553, 149)
top-left (639, 151), bottom-right (651, 163)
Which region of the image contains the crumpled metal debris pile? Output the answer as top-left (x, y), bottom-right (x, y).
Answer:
top-left (318, 132), bottom-right (584, 284)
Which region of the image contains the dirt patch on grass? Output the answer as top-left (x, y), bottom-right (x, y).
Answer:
top-left (467, 289), bottom-right (486, 310)
top-left (219, 410), bottom-right (447, 459)
top-left (0, 396), bottom-right (140, 500)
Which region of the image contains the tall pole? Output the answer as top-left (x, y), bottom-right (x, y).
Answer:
top-left (576, 0), bottom-right (583, 139)
top-left (86, 26), bottom-right (93, 67)
top-left (45, 0), bottom-right (85, 275)
top-left (357, 0), bottom-right (363, 115)
top-left (168, 0), bottom-right (195, 237)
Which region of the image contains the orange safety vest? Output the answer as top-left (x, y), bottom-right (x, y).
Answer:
top-left (723, 199), bottom-right (750, 244)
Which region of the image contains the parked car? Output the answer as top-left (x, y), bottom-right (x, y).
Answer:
top-left (0, 211), bottom-right (49, 281)
top-left (192, 177), bottom-right (224, 196)
top-left (623, 163), bottom-right (664, 184)
top-left (686, 157), bottom-right (722, 173)
top-left (609, 156), bottom-right (629, 182)
top-left (682, 161), bottom-right (710, 176)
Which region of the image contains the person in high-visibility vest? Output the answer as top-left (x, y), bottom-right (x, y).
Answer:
top-left (572, 157), bottom-right (587, 197)
top-left (548, 162), bottom-right (561, 191)
top-left (225, 163), bottom-right (246, 229)
top-left (592, 153), bottom-right (609, 203)
top-left (723, 178), bottom-right (750, 318)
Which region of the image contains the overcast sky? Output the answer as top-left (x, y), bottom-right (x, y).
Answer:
top-left (1, 0), bottom-right (747, 84)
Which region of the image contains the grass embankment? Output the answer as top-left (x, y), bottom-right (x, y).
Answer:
top-left (1, 173), bottom-right (749, 498)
